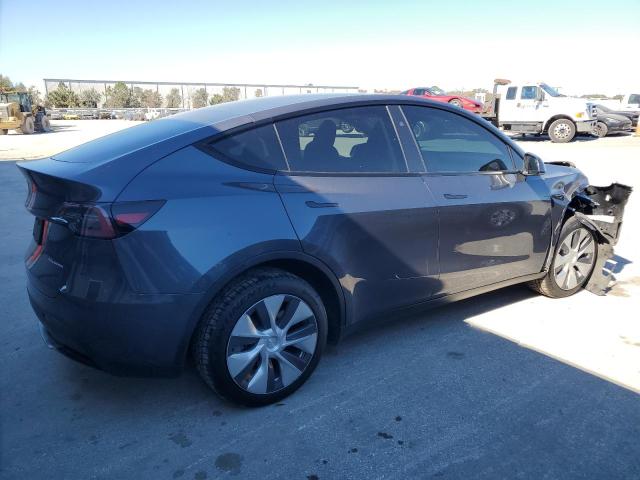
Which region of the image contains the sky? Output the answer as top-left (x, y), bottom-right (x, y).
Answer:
top-left (1, 0), bottom-right (638, 96)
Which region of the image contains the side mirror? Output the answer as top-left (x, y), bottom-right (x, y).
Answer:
top-left (523, 152), bottom-right (545, 176)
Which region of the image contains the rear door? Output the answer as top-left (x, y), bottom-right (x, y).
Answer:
top-left (498, 85), bottom-right (519, 122)
top-left (399, 105), bottom-right (552, 295)
top-left (274, 105), bottom-right (439, 324)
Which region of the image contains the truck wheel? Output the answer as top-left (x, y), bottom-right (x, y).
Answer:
top-left (593, 121), bottom-right (608, 138)
top-left (19, 117), bottom-right (35, 135)
top-left (528, 218), bottom-right (597, 298)
top-left (41, 116), bottom-right (52, 132)
top-left (449, 98), bottom-right (463, 108)
top-left (548, 118), bottom-right (575, 143)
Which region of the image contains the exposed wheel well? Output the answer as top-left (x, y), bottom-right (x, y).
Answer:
top-left (544, 115), bottom-right (575, 133)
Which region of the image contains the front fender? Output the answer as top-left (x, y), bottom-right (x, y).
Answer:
top-left (570, 183), bottom-right (632, 246)
top-left (569, 183), bottom-right (632, 295)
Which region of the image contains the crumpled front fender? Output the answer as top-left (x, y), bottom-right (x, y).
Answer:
top-left (568, 183), bottom-right (633, 294)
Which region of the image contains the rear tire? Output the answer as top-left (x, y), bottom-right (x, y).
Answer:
top-left (449, 98), bottom-right (463, 108)
top-left (548, 118), bottom-right (576, 143)
top-left (19, 116), bottom-right (35, 134)
top-left (529, 218), bottom-right (597, 298)
top-left (593, 121), bottom-right (608, 138)
top-left (193, 268), bottom-right (328, 406)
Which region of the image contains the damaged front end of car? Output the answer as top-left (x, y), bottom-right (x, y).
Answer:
top-left (567, 183), bottom-right (633, 295)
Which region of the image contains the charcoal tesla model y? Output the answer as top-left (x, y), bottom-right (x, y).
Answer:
top-left (19, 95), bottom-right (631, 405)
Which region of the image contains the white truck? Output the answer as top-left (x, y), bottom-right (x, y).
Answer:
top-left (482, 79), bottom-right (597, 143)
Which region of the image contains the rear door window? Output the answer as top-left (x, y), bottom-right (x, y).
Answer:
top-left (208, 124), bottom-right (288, 172)
top-left (275, 106), bottom-right (407, 174)
top-left (401, 105), bottom-right (514, 173)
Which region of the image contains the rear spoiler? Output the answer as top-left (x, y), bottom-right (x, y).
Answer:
top-left (17, 163), bottom-right (101, 219)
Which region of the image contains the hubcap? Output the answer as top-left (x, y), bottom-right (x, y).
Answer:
top-left (553, 228), bottom-right (596, 290)
top-left (553, 122), bottom-right (571, 139)
top-left (226, 294), bottom-right (318, 395)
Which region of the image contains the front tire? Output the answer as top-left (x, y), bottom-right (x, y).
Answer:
top-left (548, 118), bottom-right (576, 143)
top-left (193, 268), bottom-right (327, 406)
top-left (593, 121), bottom-right (608, 138)
top-left (19, 116), bottom-right (35, 134)
top-left (529, 218), bottom-right (597, 298)
top-left (41, 116), bottom-right (52, 132)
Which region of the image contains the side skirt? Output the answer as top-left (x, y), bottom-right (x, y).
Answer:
top-left (341, 272), bottom-right (546, 339)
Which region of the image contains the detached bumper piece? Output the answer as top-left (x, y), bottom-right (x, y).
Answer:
top-left (570, 183), bottom-right (633, 295)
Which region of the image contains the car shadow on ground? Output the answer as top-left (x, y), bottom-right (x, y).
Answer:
top-left (51, 284), bottom-right (540, 412)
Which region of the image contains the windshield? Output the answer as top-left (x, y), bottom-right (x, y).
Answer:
top-left (540, 83), bottom-right (565, 97)
top-left (427, 86), bottom-right (446, 96)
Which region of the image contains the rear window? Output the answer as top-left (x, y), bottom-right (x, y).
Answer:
top-left (275, 106), bottom-right (406, 174)
top-left (209, 124), bottom-right (287, 172)
top-left (505, 87), bottom-right (517, 100)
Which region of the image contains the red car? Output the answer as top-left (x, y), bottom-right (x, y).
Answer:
top-left (401, 87), bottom-right (483, 113)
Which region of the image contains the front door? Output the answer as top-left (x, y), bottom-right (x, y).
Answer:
top-left (400, 104), bottom-right (552, 295)
top-left (273, 105), bottom-right (439, 324)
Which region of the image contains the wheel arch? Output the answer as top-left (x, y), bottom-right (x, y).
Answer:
top-left (178, 251), bottom-right (347, 369)
top-left (543, 114), bottom-right (575, 133)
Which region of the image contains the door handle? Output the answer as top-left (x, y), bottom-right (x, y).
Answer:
top-left (305, 201), bottom-right (339, 208)
top-left (443, 194), bottom-right (468, 200)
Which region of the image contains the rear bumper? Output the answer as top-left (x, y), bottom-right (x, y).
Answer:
top-left (28, 280), bottom-right (203, 377)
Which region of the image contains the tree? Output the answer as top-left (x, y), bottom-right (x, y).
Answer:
top-left (191, 88), bottom-right (208, 108)
top-left (209, 87), bottom-right (241, 105)
top-left (79, 88), bottom-right (102, 107)
top-left (45, 82), bottom-right (79, 107)
top-left (0, 74), bottom-right (12, 92)
top-left (209, 93), bottom-right (224, 105)
top-left (28, 86), bottom-right (43, 106)
top-left (140, 89), bottom-right (162, 108)
top-left (104, 82), bottom-right (135, 108)
top-left (165, 88), bottom-right (182, 108)
top-left (255, 88), bottom-right (263, 98)
top-left (221, 86), bottom-right (240, 102)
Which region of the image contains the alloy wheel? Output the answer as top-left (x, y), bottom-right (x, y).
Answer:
top-left (226, 294), bottom-right (318, 394)
top-left (553, 227), bottom-right (596, 290)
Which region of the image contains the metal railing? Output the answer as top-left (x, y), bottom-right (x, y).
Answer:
top-left (48, 107), bottom-right (188, 121)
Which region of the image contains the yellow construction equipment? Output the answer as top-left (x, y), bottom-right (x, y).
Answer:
top-left (0, 91), bottom-right (51, 135)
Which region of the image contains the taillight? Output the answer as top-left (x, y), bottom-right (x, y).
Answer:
top-left (55, 200), bottom-right (165, 239)
top-left (111, 201), bottom-right (165, 235)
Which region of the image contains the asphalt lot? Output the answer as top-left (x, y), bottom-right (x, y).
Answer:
top-left (1, 123), bottom-right (639, 479)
